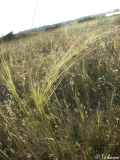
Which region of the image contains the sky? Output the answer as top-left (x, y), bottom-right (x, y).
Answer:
top-left (0, 0), bottom-right (120, 36)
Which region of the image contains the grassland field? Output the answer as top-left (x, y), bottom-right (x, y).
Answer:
top-left (0, 15), bottom-right (120, 160)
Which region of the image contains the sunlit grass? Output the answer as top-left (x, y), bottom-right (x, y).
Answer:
top-left (0, 15), bottom-right (120, 160)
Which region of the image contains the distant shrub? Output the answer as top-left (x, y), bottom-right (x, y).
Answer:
top-left (78, 16), bottom-right (96, 23)
top-left (0, 32), bottom-right (14, 42)
top-left (45, 24), bottom-right (62, 31)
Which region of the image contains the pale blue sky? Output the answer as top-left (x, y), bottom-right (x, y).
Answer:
top-left (0, 0), bottom-right (120, 36)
